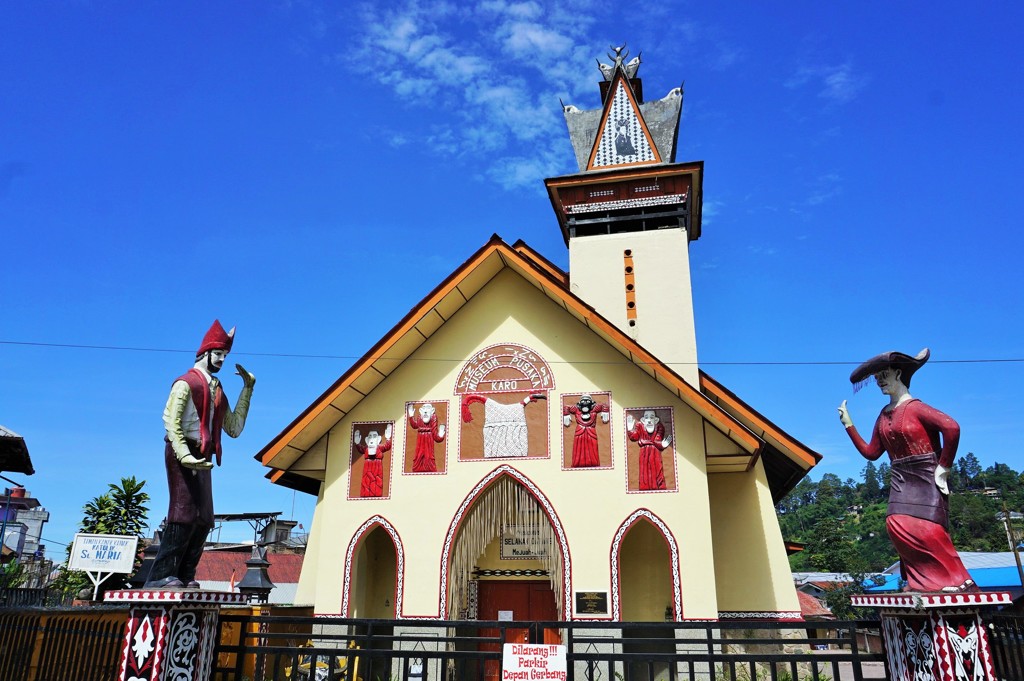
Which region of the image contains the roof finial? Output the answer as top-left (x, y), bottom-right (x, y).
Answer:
top-left (597, 43), bottom-right (641, 81)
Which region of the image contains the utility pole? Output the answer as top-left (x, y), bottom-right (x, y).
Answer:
top-left (1000, 501), bottom-right (1024, 589)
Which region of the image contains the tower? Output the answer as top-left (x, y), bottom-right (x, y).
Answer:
top-left (545, 46), bottom-right (702, 384)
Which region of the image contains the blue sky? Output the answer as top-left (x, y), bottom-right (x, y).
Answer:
top-left (3, 2), bottom-right (1022, 555)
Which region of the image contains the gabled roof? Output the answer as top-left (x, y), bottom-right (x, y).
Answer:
top-left (258, 235), bottom-right (819, 500)
top-left (699, 373), bottom-right (821, 502)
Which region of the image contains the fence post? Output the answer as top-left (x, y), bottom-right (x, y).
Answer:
top-left (847, 621), bottom-right (864, 681)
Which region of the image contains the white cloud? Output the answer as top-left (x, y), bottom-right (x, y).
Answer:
top-left (485, 149), bottom-right (565, 190)
top-left (500, 22), bottom-right (573, 57)
top-left (314, 1), bottom-right (725, 191)
top-left (748, 244), bottom-right (778, 257)
top-left (786, 61), bottom-right (868, 104)
top-left (701, 199), bottom-right (722, 224)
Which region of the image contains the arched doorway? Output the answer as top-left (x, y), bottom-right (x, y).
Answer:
top-left (611, 509), bottom-right (681, 621)
top-left (442, 467), bottom-right (569, 681)
top-left (441, 466), bottom-right (571, 622)
top-left (611, 510), bottom-right (681, 681)
top-left (343, 516), bottom-right (403, 618)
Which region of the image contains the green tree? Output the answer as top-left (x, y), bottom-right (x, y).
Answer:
top-left (52, 477), bottom-right (150, 599)
top-left (807, 516), bottom-right (859, 572)
top-left (0, 559), bottom-right (26, 589)
top-left (861, 461), bottom-right (881, 503)
top-left (104, 476), bottom-right (149, 538)
top-left (877, 462), bottom-right (891, 494)
top-left (950, 493), bottom-right (1004, 551)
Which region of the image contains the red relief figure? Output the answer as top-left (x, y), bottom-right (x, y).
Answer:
top-left (626, 410), bottom-right (672, 490)
top-left (354, 424), bottom-right (392, 497)
top-left (563, 394), bottom-right (610, 467)
top-left (408, 403), bottom-right (446, 472)
top-left (838, 348), bottom-right (975, 593)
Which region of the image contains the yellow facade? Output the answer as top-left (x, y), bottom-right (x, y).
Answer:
top-left (281, 262), bottom-right (807, 621)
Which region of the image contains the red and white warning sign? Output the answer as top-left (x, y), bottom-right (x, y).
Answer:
top-left (501, 644), bottom-right (567, 681)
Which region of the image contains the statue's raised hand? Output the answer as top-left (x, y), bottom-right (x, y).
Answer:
top-left (235, 363), bottom-right (256, 389)
top-left (837, 400), bottom-right (853, 428)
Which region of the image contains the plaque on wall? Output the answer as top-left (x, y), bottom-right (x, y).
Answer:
top-left (575, 591), bottom-right (609, 615)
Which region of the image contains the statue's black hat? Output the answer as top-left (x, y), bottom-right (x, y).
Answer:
top-left (850, 348), bottom-right (930, 389)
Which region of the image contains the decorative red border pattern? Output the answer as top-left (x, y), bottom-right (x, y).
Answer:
top-left (852, 592), bottom-right (1012, 610)
top-left (104, 589), bottom-right (246, 604)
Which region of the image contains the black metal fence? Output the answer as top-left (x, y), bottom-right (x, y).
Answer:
top-left (0, 605), bottom-right (1018, 681)
top-left (0, 587), bottom-right (74, 608)
top-left (991, 615), bottom-right (1024, 681)
top-left (212, 614), bottom-right (888, 681)
top-left (0, 606), bottom-right (127, 681)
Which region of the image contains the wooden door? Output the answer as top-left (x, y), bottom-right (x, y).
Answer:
top-left (478, 581), bottom-right (560, 681)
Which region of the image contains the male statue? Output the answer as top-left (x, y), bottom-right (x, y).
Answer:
top-left (145, 320), bottom-right (255, 588)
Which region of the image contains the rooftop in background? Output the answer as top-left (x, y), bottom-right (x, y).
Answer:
top-left (796, 591), bottom-right (834, 620)
top-left (0, 425), bottom-right (34, 475)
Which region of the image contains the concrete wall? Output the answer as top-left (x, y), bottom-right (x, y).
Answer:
top-left (568, 228), bottom-right (699, 385)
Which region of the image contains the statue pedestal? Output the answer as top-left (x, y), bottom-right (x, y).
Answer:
top-left (851, 591), bottom-right (1012, 681)
top-left (105, 588), bottom-right (247, 681)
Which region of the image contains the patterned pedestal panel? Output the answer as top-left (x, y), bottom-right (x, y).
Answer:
top-left (106, 589), bottom-right (246, 681)
top-left (851, 592), bottom-right (1011, 681)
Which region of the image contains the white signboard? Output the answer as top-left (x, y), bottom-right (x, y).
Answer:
top-left (68, 533), bottom-right (138, 574)
top-left (501, 525), bottom-right (553, 560)
top-left (502, 644), bottom-right (566, 681)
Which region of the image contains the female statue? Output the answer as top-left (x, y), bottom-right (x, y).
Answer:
top-left (837, 348), bottom-right (976, 592)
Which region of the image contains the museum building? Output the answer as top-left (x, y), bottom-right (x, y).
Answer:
top-left (256, 50), bottom-right (820, 624)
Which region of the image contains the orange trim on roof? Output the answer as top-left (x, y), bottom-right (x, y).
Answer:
top-left (258, 236), bottom-right (507, 467)
top-left (699, 371), bottom-right (821, 468)
top-left (511, 239), bottom-right (568, 286)
top-left (259, 235), bottom-right (761, 473)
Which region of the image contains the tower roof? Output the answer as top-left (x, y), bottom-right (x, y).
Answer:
top-left (562, 45), bottom-right (683, 173)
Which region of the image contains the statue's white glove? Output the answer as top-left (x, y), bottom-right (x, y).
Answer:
top-left (838, 400), bottom-right (854, 428)
top-left (179, 453), bottom-right (214, 470)
top-left (234, 363), bottom-right (256, 389)
top-left (935, 464), bottom-right (950, 496)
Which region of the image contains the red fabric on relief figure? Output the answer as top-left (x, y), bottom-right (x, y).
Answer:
top-left (355, 437), bottom-right (390, 497)
top-left (409, 411), bottom-right (444, 472)
top-left (564, 402), bottom-right (609, 467)
top-left (627, 420), bottom-right (668, 490)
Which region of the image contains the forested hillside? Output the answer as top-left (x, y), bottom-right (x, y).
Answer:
top-left (778, 453), bottom-right (1024, 573)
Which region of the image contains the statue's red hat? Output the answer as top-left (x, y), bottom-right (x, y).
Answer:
top-left (196, 320), bottom-right (235, 358)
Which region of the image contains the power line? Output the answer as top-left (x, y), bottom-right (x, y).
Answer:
top-left (2, 339), bottom-right (1023, 366)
